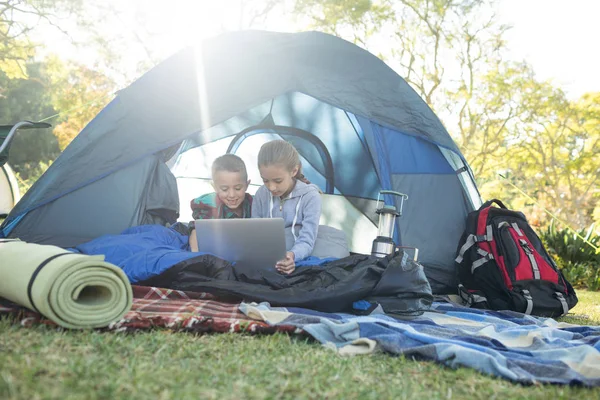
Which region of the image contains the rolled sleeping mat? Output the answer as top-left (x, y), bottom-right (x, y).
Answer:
top-left (0, 239), bottom-right (132, 329)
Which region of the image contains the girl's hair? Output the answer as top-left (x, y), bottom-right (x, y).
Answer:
top-left (257, 140), bottom-right (311, 185)
top-left (212, 154), bottom-right (248, 181)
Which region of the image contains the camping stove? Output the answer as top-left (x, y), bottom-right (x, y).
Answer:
top-left (371, 190), bottom-right (408, 258)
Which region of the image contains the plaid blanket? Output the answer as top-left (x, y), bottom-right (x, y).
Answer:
top-left (239, 301), bottom-right (600, 386)
top-left (0, 285), bottom-right (299, 335)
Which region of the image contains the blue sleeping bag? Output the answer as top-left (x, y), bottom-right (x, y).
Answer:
top-left (74, 224), bottom-right (331, 283)
top-left (74, 225), bottom-right (432, 315)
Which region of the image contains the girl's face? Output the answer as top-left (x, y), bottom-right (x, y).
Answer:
top-left (212, 170), bottom-right (249, 211)
top-left (259, 163), bottom-right (299, 198)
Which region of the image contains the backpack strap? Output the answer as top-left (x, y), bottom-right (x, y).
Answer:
top-left (455, 235), bottom-right (476, 263)
top-left (471, 249), bottom-right (494, 273)
top-left (555, 292), bottom-right (569, 316)
top-left (519, 239), bottom-right (541, 279)
top-left (510, 222), bottom-right (523, 236)
top-left (458, 284), bottom-right (488, 307)
top-left (522, 289), bottom-right (534, 315)
top-left (455, 224), bottom-right (494, 263)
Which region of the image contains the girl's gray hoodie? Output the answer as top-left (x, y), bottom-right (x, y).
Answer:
top-left (251, 180), bottom-right (322, 261)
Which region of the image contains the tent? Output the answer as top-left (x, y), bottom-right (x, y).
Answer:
top-left (0, 164), bottom-right (20, 218)
top-left (0, 30), bottom-right (482, 293)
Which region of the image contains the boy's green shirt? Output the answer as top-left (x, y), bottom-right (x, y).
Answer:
top-left (190, 192), bottom-right (253, 220)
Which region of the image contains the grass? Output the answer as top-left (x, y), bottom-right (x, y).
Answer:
top-left (557, 290), bottom-right (600, 325)
top-left (1, 291), bottom-right (599, 399)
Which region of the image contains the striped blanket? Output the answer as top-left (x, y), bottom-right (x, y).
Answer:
top-left (0, 285), bottom-right (298, 335)
top-left (3, 286), bottom-right (599, 385)
top-left (239, 301), bottom-right (600, 386)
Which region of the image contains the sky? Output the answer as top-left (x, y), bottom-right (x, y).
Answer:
top-left (495, 0), bottom-right (600, 99)
top-left (30, 0), bottom-right (600, 100)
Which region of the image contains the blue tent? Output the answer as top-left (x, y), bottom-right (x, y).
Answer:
top-left (0, 30), bottom-right (481, 293)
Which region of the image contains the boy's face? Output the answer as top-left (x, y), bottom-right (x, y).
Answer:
top-left (212, 170), bottom-right (249, 211)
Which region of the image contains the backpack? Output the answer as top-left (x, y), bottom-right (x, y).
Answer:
top-left (455, 199), bottom-right (577, 317)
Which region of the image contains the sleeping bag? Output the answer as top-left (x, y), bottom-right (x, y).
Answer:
top-left (75, 224), bottom-right (433, 315)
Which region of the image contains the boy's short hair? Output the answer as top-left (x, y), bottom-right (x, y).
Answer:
top-left (211, 154), bottom-right (248, 181)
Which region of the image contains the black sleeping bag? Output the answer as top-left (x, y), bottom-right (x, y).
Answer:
top-left (139, 251), bottom-right (433, 315)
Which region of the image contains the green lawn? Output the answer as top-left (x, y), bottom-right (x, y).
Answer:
top-left (1, 291), bottom-right (599, 400)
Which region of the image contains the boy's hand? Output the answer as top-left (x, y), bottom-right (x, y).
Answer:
top-left (188, 229), bottom-right (198, 252)
top-left (276, 251), bottom-right (295, 274)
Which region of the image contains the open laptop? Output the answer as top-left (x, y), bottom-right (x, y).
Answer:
top-left (194, 218), bottom-right (286, 270)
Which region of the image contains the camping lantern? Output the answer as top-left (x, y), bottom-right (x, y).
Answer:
top-left (371, 190), bottom-right (408, 258)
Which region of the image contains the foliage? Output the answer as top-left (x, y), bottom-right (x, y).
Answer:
top-left (480, 87), bottom-right (600, 231)
top-left (561, 263), bottom-right (600, 293)
top-left (541, 221), bottom-right (600, 291)
top-left (13, 160), bottom-right (51, 194)
top-left (43, 56), bottom-right (115, 150)
top-left (294, 0), bottom-right (393, 46)
top-left (291, 0), bottom-right (600, 232)
top-left (0, 63), bottom-right (61, 179)
top-left (1, 297), bottom-right (600, 399)
top-left (0, 57), bottom-right (113, 189)
top-left (0, 0), bottom-right (83, 79)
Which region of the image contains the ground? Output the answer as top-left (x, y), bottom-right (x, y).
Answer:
top-left (0, 291), bottom-right (599, 399)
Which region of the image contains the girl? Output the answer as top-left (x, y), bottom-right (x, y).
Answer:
top-left (252, 140), bottom-right (322, 274)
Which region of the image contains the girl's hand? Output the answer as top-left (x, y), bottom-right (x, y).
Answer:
top-left (276, 251), bottom-right (295, 274)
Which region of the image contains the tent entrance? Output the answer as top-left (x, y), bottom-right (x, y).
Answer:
top-left (171, 122), bottom-right (380, 255)
top-left (226, 124), bottom-right (336, 194)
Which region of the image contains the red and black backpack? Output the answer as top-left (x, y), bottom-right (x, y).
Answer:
top-left (455, 199), bottom-right (577, 317)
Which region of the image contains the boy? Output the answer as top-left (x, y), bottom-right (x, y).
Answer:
top-left (188, 154), bottom-right (252, 251)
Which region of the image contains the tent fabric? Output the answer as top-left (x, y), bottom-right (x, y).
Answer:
top-left (175, 92), bottom-right (383, 198)
top-left (3, 30), bottom-right (461, 224)
top-left (6, 154), bottom-right (179, 247)
top-left (1, 30), bottom-right (481, 294)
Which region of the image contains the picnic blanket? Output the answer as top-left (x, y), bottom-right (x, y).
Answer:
top-left (0, 239), bottom-right (132, 329)
top-left (3, 283), bottom-right (599, 386)
top-left (0, 285), bottom-right (298, 335)
top-left (239, 301), bottom-right (600, 386)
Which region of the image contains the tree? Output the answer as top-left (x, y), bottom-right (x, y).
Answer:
top-left (513, 91), bottom-right (600, 229)
top-left (0, 56), bottom-right (114, 190)
top-left (474, 70), bottom-right (600, 229)
top-left (0, 62), bottom-right (60, 165)
top-left (0, 62), bottom-right (61, 184)
top-left (0, 0), bottom-right (83, 79)
top-left (290, 0), bottom-right (600, 230)
top-left (294, 0), bottom-right (393, 47)
top-left (44, 56), bottom-right (115, 150)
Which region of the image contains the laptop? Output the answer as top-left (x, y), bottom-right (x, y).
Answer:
top-left (194, 218), bottom-right (287, 270)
